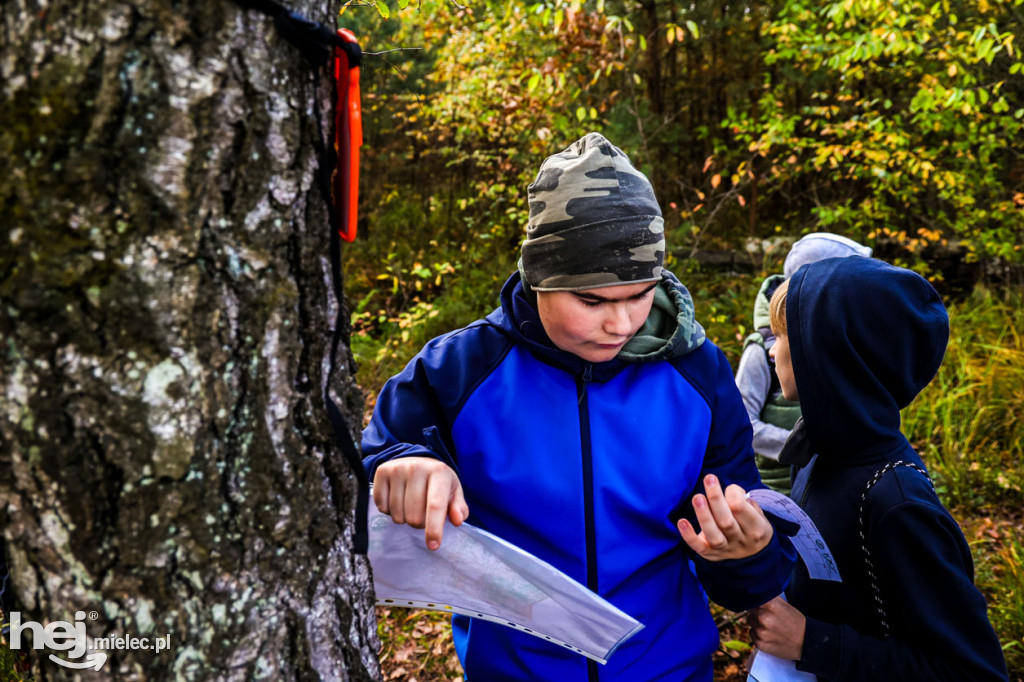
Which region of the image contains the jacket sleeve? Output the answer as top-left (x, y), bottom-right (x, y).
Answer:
top-left (362, 331), bottom-right (464, 480)
top-left (362, 322), bottom-right (509, 481)
top-left (734, 343), bottom-right (790, 460)
top-left (797, 499), bottom-right (1008, 681)
top-left (673, 342), bottom-right (797, 612)
top-left (362, 355), bottom-right (454, 482)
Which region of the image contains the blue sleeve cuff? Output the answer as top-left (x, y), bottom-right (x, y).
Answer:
top-left (692, 531), bottom-right (797, 612)
top-left (363, 426), bottom-right (459, 480)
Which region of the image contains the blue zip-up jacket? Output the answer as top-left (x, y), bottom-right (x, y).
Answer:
top-left (782, 257), bottom-right (1008, 681)
top-left (364, 271), bottom-right (796, 681)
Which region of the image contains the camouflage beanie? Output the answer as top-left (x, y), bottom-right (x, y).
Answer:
top-left (520, 132), bottom-right (665, 291)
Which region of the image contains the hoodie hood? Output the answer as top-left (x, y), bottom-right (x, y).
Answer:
top-left (782, 232), bottom-right (872, 278)
top-left (618, 271), bottom-right (705, 361)
top-left (783, 233), bottom-right (872, 279)
top-left (787, 257), bottom-right (948, 461)
top-left (495, 270), bottom-right (704, 380)
top-left (752, 274), bottom-right (786, 333)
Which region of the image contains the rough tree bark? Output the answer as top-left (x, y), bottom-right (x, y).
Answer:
top-left (0, 0), bottom-right (381, 679)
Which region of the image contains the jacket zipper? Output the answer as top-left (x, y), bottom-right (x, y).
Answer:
top-left (576, 364), bottom-right (599, 682)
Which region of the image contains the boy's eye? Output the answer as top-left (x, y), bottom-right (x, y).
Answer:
top-left (581, 299), bottom-right (602, 308)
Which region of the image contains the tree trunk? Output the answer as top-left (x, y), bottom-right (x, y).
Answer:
top-left (0, 0), bottom-right (381, 679)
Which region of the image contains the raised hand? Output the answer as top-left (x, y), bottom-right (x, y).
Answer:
top-left (677, 474), bottom-right (774, 561)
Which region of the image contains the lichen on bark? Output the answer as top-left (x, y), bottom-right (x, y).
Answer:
top-left (0, 0), bottom-right (380, 679)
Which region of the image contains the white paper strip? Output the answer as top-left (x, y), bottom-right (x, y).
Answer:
top-left (367, 503), bottom-right (644, 664)
top-left (747, 489), bottom-right (841, 582)
top-left (748, 649), bottom-right (817, 681)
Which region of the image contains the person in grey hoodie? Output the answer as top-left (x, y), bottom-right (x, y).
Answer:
top-left (734, 234), bottom-right (871, 495)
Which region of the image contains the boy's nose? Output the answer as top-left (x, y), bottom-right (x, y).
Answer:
top-left (604, 304), bottom-right (633, 335)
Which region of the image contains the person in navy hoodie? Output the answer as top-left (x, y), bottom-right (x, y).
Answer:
top-left (746, 257), bottom-right (1008, 680)
top-left (363, 132), bottom-right (796, 681)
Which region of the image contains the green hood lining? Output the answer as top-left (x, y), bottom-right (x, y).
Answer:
top-left (619, 273), bottom-right (705, 362)
top-left (753, 273), bottom-right (786, 332)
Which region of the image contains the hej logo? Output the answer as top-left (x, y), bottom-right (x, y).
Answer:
top-left (8, 610), bottom-right (171, 671)
top-left (8, 611), bottom-right (106, 670)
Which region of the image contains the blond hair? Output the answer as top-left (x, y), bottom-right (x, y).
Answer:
top-left (769, 279), bottom-right (789, 335)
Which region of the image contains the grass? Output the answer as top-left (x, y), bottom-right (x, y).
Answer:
top-left (898, 287), bottom-right (1024, 674)
top-left (375, 605), bottom-right (754, 681)
top-left (354, 272), bottom-right (1024, 681)
top-left (961, 512), bottom-right (1024, 675)
top-left (0, 609), bottom-right (32, 681)
top-left (902, 287), bottom-right (1024, 509)
top-left (376, 608), bottom-right (463, 682)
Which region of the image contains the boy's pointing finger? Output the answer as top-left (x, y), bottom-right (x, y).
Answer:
top-left (703, 475), bottom-right (741, 539)
top-left (423, 467), bottom-right (468, 551)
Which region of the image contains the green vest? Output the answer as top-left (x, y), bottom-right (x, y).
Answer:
top-left (745, 274), bottom-right (802, 495)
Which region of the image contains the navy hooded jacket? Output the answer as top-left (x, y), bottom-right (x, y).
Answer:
top-left (782, 257), bottom-right (1008, 681)
top-left (364, 271), bottom-right (796, 681)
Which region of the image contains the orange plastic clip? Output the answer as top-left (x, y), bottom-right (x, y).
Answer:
top-left (333, 29), bottom-right (362, 242)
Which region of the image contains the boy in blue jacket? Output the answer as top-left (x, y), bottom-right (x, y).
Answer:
top-left (363, 132), bottom-right (796, 681)
top-left (747, 257), bottom-right (1008, 680)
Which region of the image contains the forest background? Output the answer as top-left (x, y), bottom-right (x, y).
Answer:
top-left (343, 0), bottom-right (1024, 679)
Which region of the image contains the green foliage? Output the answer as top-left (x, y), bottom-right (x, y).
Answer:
top-left (351, 261), bottom-right (507, 395)
top-left (345, 0), bottom-right (1024, 299)
top-left (720, 0), bottom-right (1024, 265)
top-left (681, 268), bottom-right (755, 367)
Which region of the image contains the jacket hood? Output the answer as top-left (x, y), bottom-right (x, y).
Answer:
top-left (618, 271), bottom-right (705, 361)
top-left (783, 233), bottom-right (872, 279)
top-left (787, 257), bottom-right (948, 460)
top-left (494, 270), bottom-right (704, 379)
top-left (752, 274), bottom-right (786, 333)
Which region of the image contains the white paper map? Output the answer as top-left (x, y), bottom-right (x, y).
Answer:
top-left (367, 503), bottom-right (644, 664)
top-left (748, 650), bottom-right (817, 682)
top-left (747, 489), bottom-right (842, 582)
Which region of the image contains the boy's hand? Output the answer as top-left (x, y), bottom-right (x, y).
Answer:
top-left (747, 596), bottom-right (806, 661)
top-left (677, 474), bottom-right (774, 561)
top-left (373, 457), bottom-right (469, 551)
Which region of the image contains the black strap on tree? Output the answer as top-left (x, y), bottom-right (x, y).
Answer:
top-left (233, 0), bottom-right (369, 554)
top-left (235, 0), bottom-right (358, 68)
